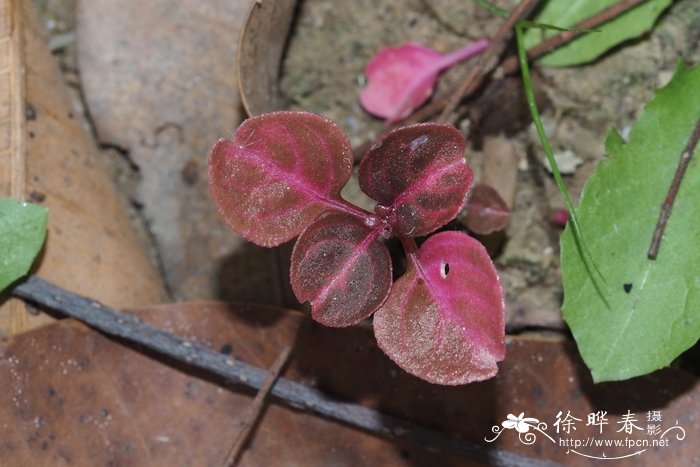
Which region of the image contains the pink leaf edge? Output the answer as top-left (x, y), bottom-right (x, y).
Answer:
top-left (373, 231), bottom-right (505, 385)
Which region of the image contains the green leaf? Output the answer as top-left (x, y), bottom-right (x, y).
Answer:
top-left (0, 198), bottom-right (48, 292)
top-left (561, 62), bottom-right (700, 382)
top-left (524, 0), bottom-right (673, 67)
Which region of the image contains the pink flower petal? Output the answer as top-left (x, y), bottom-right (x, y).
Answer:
top-left (359, 40), bottom-right (489, 122)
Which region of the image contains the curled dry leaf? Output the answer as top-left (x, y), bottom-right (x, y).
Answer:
top-left (209, 111), bottom-right (356, 247)
top-left (359, 41), bottom-right (489, 122)
top-left (374, 232), bottom-right (505, 385)
top-left (1, 0), bottom-right (168, 335)
top-left (359, 123), bottom-right (472, 237)
top-left (464, 184), bottom-right (511, 235)
top-left (290, 212), bottom-right (392, 327)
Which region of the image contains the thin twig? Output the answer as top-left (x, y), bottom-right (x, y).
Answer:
top-left (648, 117), bottom-right (700, 259)
top-left (437, 0), bottom-right (540, 124)
top-left (11, 275), bottom-right (555, 467)
top-left (222, 344), bottom-right (295, 466)
top-left (499, 0), bottom-right (647, 74)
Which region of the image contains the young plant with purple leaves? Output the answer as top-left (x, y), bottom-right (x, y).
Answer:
top-left (209, 111), bottom-right (505, 385)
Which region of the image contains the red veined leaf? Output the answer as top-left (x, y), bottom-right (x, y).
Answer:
top-left (290, 211), bottom-right (392, 327)
top-left (358, 124), bottom-right (472, 237)
top-left (464, 183), bottom-right (511, 235)
top-left (209, 111), bottom-right (358, 247)
top-left (373, 231), bottom-right (505, 385)
top-left (359, 41), bottom-right (489, 123)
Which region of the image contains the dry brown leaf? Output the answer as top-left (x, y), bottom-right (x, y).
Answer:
top-left (238, 0), bottom-right (297, 116)
top-left (0, 303), bottom-right (470, 466)
top-left (76, 0), bottom-right (296, 306)
top-left (0, 0), bottom-right (166, 337)
top-left (0, 301), bottom-right (697, 465)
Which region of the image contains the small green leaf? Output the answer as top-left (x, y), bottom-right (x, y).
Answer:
top-left (0, 198), bottom-right (48, 292)
top-left (524, 0), bottom-right (672, 67)
top-left (561, 62), bottom-right (700, 382)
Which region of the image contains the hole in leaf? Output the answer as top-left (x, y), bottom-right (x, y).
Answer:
top-left (441, 262), bottom-right (450, 278)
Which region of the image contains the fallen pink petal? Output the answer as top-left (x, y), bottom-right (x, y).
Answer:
top-left (359, 40), bottom-right (489, 122)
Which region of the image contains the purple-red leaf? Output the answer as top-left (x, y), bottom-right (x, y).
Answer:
top-left (359, 124), bottom-right (472, 237)
top-left (373, 231), bottom-right (505, 385)
top-left (209, 111), bottom-right (355, 247)
top-left (359, 41), bottom-right (489, 123)
top-left (464, 183), bottom-right (511, 235)
top-left (290, 212), bottom-right (392, 327)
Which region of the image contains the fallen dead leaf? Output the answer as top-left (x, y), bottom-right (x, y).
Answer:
top-left (238, 0), bottom-right (297, 115)
top-left (76, 0), bottom-right (295, 306)
top-left (0, 0), bottom-right (166, 337)
top-left (0, 301), bottom-right (696, 466)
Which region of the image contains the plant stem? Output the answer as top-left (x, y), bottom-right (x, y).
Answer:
top-left (648, 117), bottom-right (700, 259)
top-left (325, 197), bottom-right (375, 222)
top-left (435, 39), bottom-right (491, 71)
top-left (222, 344), bottom-right (295, 466)
top-left (399, 235), bottom-right (421, 270)
top-left (11, 275), bottom-right (552, 467)
top-left (437, 0), bottom-right (540, 124)
top-left (499, 0), bottom-right (647, 74)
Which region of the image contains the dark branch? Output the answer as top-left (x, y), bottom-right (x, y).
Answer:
top-left (12, 275), bottom-right (555, 467)
top-left (648, 116), bottom-right (700, 259)
top-left (437, 0), bottom-right (540, 123)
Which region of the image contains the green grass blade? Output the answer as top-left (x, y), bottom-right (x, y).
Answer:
top-left (470, 0), bottom-right (508, 17)
top-left (515, 22), bottom-right (610, 307)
